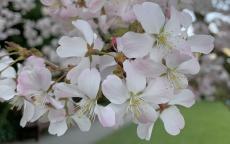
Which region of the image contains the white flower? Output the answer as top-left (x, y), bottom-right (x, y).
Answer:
top-left (60, 68), bottom-right (115, 128)
top-left (137, 89), bottom-right (195, 140)
top-left (102, 60), bottom-right (172, 124)
top-left (56, 19), bottom-right (103, 58)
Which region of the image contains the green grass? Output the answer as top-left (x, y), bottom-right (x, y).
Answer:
top-left (97, 101), bottom-right (230, 144)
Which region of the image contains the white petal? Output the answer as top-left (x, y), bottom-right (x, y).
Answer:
top-left (165, 7), bottom-right (181, 35)
top-left (30, 106), bottom-right (47, 122)
top-left (20, 100), bottom-right (35, 127)
top-left (123, 60), bottom-right (146, 93)
top-left (137, 123), bottom-right (154, 141)
top-left (180, 11), bottom-right (193, 28)
top-left (132, 58), bottom-right (166, 78)
top-left (66, 58), bottom-right (90, 84)
top-left (102, 75), bottom-right (129, 104)
top-left (72, 20), bottom-right (94, 45)
top-left (137, 104), bottom-right (158, 124)
top-left (149, 48), bottom-right (166, 63)
top-left (160, 106), bottom-right (185, 135)
top-left (117, 32), bottom-right (153, 58)
top-left (0, 79), bottom-right (16, 100)
top-left (1, 67), bottom-right (16, 78)
top-left (78, 68), bottom-right (101, 99)
top-left (187, 35), bottom-right (214, 54)
top-left (141, 77), bottom-right (173, 105)
top-left (57, 36), bottom-right (87, 58)
top-left (54, 83), bottom-right (82, 98)
top-left (133, 2), bottom-right (165, 34)
top-left (177, 58), bottom-right (200, 75)
top-left (72, 115), bottom-right (91, 131)
top-left (48, 120), bottom-right (68, 136)
top-left (169, 89), bottom-right (195, 108)
top-left (95, 105), bottom-right (115, 127)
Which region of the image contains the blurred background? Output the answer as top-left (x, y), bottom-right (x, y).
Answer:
top-left (0, 0), bottom-right (229, 143)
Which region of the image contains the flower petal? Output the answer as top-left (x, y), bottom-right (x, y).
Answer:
top-left (169, 89), bottom-right (195, 108)
top-left (102, 75), bottom-right (129, 104)
top-left (66, 58), bottom-right (90, 84)
top-left (48, 120), bottom-right (68, 136)
top-left (160, 106), bottom-right (185, 135)
top-left (187, 35), bottom-right (214, 54)
top-left (78, 68), bottom-right (101, 99)
top-left (137, 104), bottom-right (158, 124)
top-left (137, 123), bottom-right (154, 141)
top-left (20, 100), bottom-right (35, 127)
top-left (72, 20), bottom-right (94, 45)
top-left (54, 83), bottom-right (83, 98)
top-left (117, 32), bottom-right (153, 58)
top-left (95, 105), bottom-right (115, 127)
top-left (123, 60), bottom-right (146, 93)
top-left (72, 115), bottom-right (91, 131)
top-left (141, 77), bottom-right (173, 105)
top-left (132, 58), bottom-right (166, 78)
top-left (177, 58), bottom-right (200, 75)
top-left (133, 2), bottom-right (165, 34)
top-left (57, 36), bottom-right (87, 58)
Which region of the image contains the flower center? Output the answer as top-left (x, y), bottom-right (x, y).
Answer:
top-left (128, 92), bottom-right (143, 119)
top-left (155, 32), bottom-right (171, 49)
top-left (167, 69), bottom-right (185, 89)
top-left (78, 99), bottom-right (97, 120)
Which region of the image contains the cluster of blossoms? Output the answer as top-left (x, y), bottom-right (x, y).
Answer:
top-left (0, 0), bottom-right (215, 141)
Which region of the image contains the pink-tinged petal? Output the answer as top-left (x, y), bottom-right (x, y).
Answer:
top-left (20, 100), bottom-right (35, 127)
top-left (54, 83), bottom-right (83, 98)
top-left (165, 7), bottom-right (181, 35)
top-left (137, 104), bottom-right (158, 124)
top-left (66, 58), bottom-right (90, 84)
top-left (48, 109), bottom-right (66, 123)
top-left (123, 60), bottom-right (146, 93)
top-left (72, 20), bottom-right (94, 45)
top-left (57, 36), bottom-right (87, 58)
top-left (177, 58), bottom-right (200, 75)
top-left (72, 115), bottom-right (91, 131)
top-left (102, 75), bottom-right (129, 104)
top-left (133, 2), bottom-right (165, 34)
top-left (132, 58), bottom-right (166, 78)
top-left (188, 35), bottom-right (214, 54)
top-left (160, 106), bottom-right (185, 135)
top-left (95, 105), bottom-right (115, 127)
top-left (165, 50), bottom-right (191, 69)
top-left (169, 89), bottom-right (195, 108)
top-left (78, 68), bottom-right (101, 99)
top-left (141, 77), bottom-right (173, 105)
top-left (17, 67), bottom-right (52, 95)
top-left (137, 123), bottom-right (154, 141)
top-left (25, 56), bottom-right (45, 68)
top-left (47, 97), bottom-right (64, 109)
top-left (117, 32), bottom-right (153, 58)
top-left (48, 120), bottom-right (68, 136)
